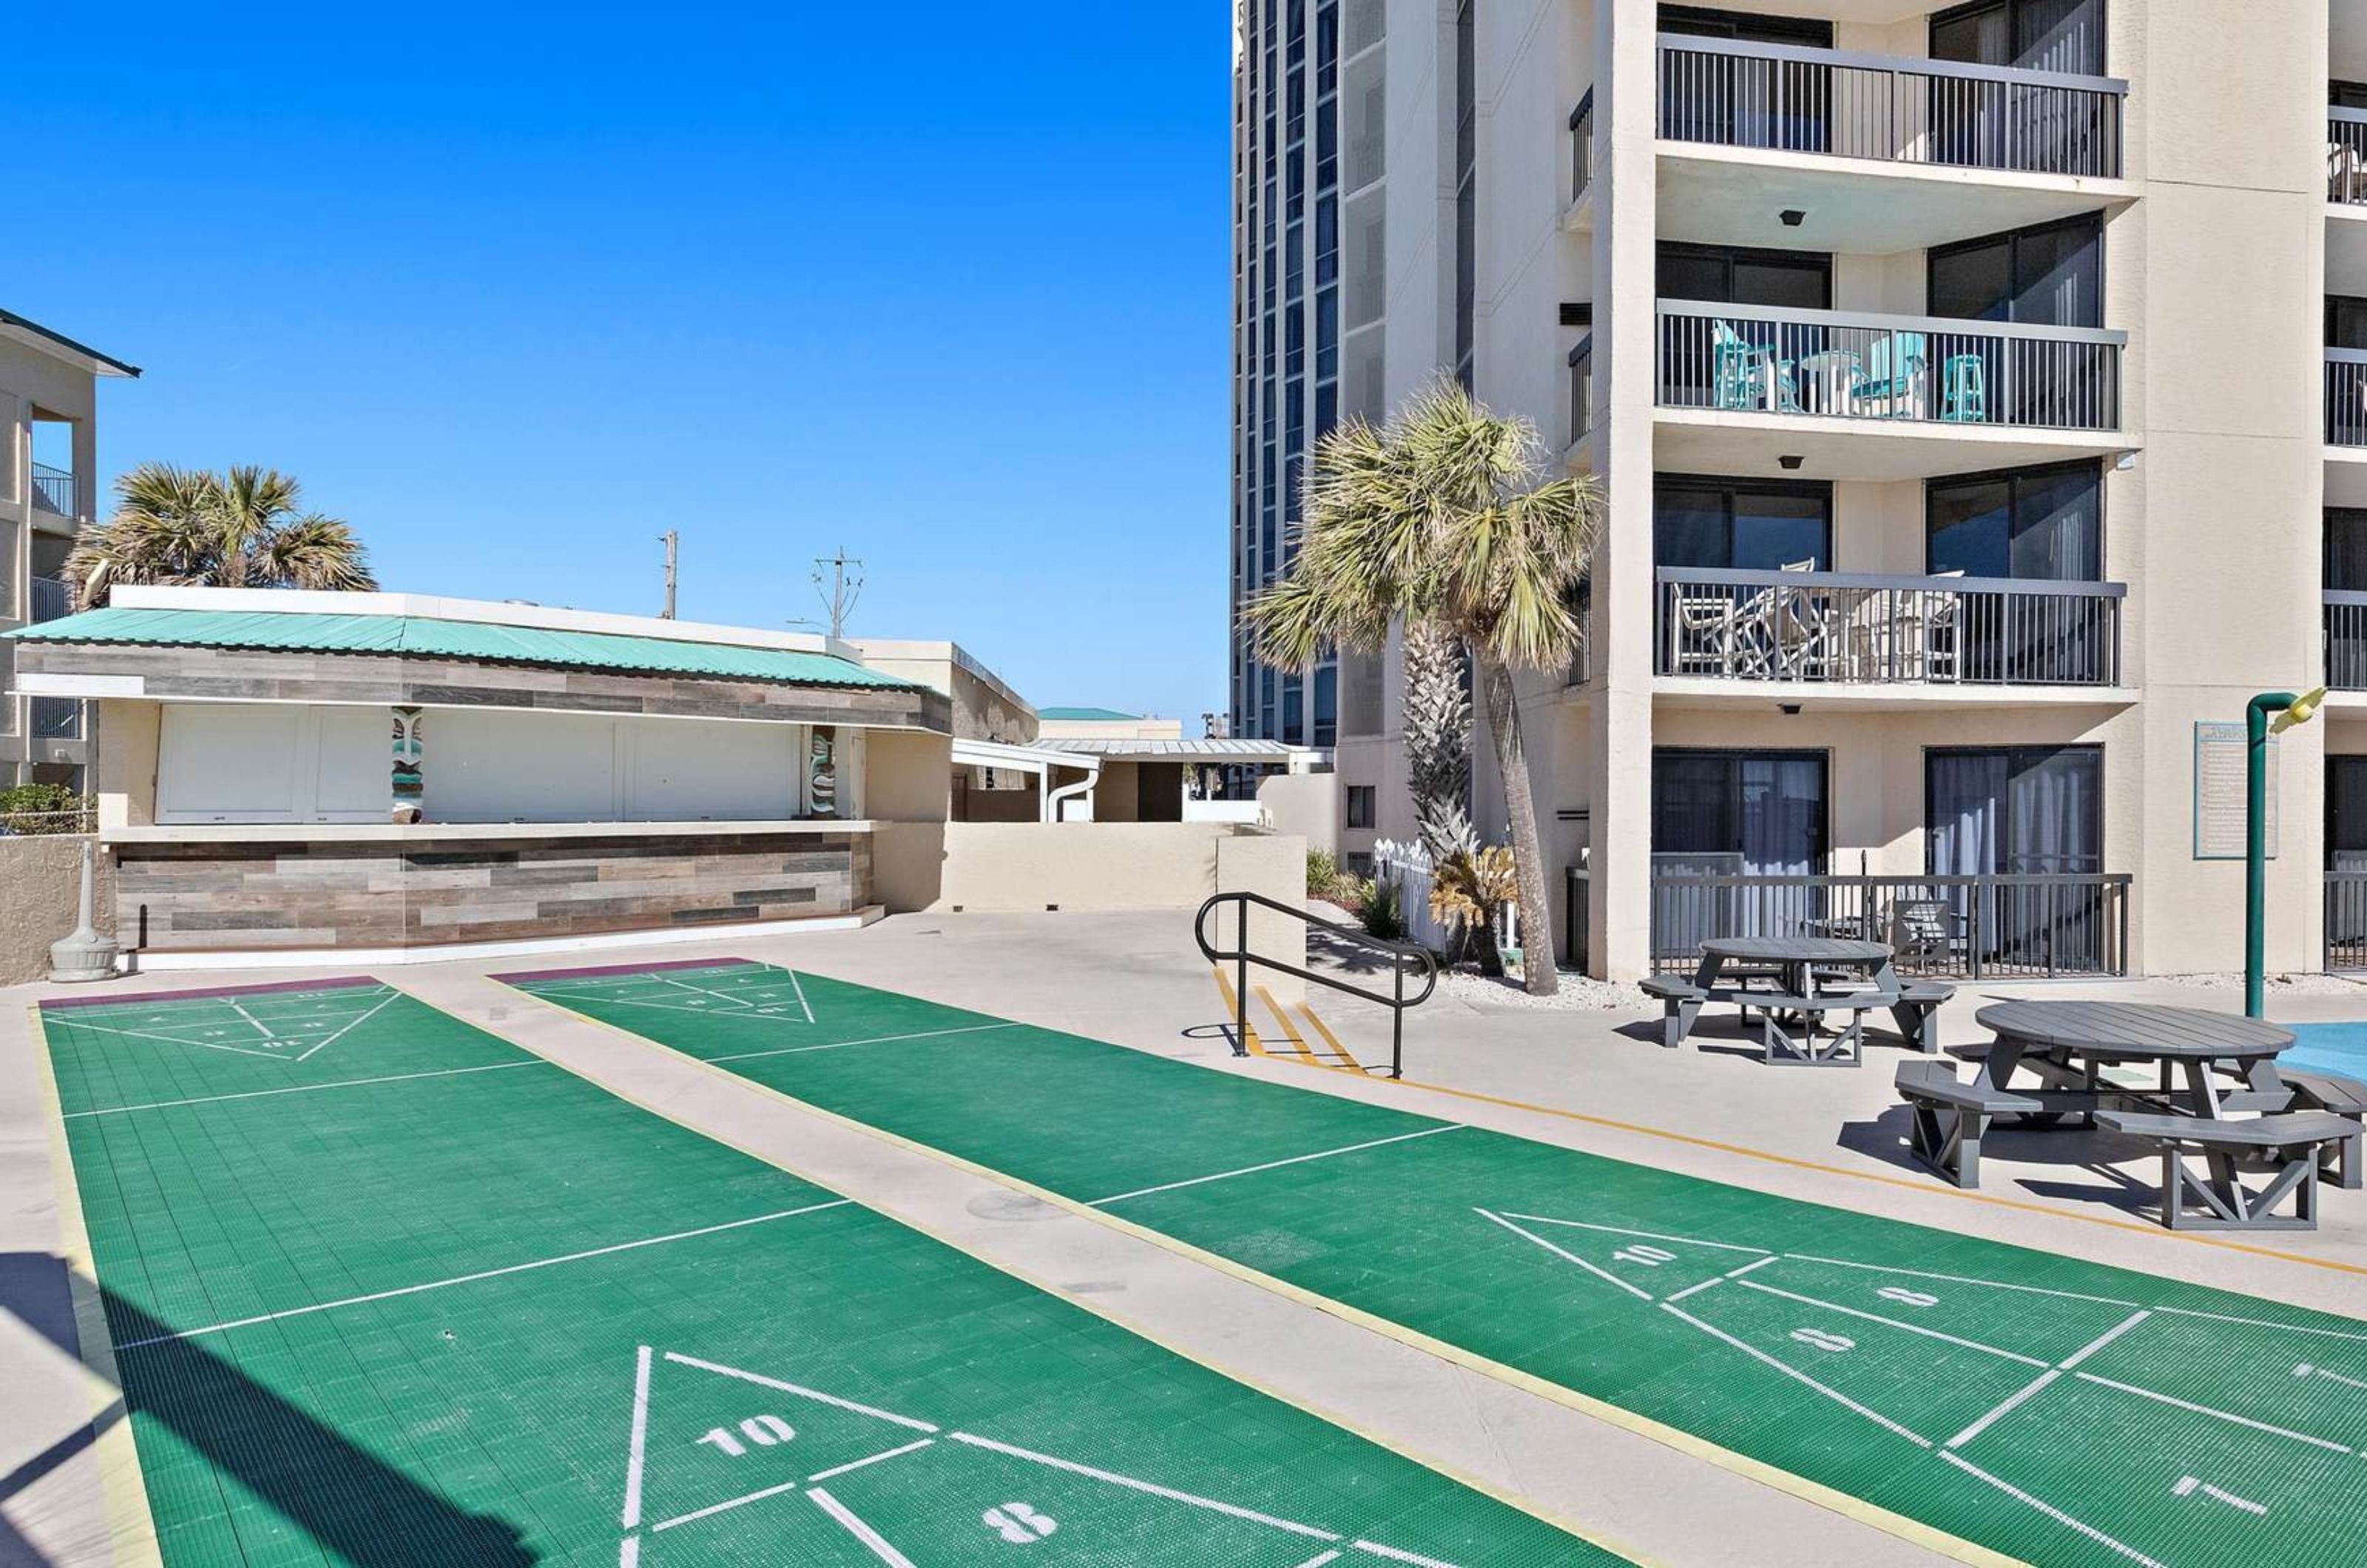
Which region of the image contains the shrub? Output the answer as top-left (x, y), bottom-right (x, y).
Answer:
top-left (1306, 847), bottom-right (1343, 900)
top-left (1357, 876), bottom-right (1405, 941)
top-left (0, 784), bottom-right (91, 836)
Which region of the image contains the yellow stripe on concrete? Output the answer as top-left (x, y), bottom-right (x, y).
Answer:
top-left (1254, 984), bottom-right (1322, 1063)
top-left (1296, 1003), bottom-right (1364, 1074)
top-left (1209, 967), bottom-right (1266, 1056)
top-left (503, 987), bottom-right (2017, 1568)
top-left (29, 1007), bottom-right (166, 1568)
top-left (487, 980), bottom-right (1656, 1568)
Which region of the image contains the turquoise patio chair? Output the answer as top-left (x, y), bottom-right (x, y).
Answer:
top-left (1851, 330), bottom-right (1928, 416)
top-left (1712, 320), bottom-right (1778, 411)
top-left (1941, 354), bottom-right (1988, 422)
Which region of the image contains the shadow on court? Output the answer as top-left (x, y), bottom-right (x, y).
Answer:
top-left (0, 1251), bottom-right (533, 1568)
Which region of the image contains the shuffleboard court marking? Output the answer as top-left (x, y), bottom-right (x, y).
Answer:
top-left (807, 1488), bottom-right (916, 1567)
top-left (705, 1021), bottom-right (1020, 1067)
top-left (621, 1345), bottom-right (1475, 1567)
top-left (111, 1200), bottom-right (852, 1350)
top-left (61, 1058), bottom-right (553, 1118)
top-left (1938, 1453), bottom-right (2164, 1568)
top-left (42, 982), bottom-right (405, 1067)
top-left (1729, 1278), bottom-right (2049, 1368)
top-left (2070, 1372), bottom-right (2354, 1453)
top-left (2297, 1362), bottom-right (2367, 1393)
top-left (1090, 1124), bottom-right (1465, 1206)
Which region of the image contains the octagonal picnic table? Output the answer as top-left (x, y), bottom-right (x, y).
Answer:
top-left (1971, 1001), bottom-right (2296, 1119)
top-left (1681, 936), bottom-right (1901, 1065)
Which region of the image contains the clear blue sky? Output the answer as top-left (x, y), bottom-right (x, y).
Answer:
top-left (16, 4), bottom-right (1232, 723)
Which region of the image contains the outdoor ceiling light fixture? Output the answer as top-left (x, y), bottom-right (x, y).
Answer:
top-left (1780, 209), bottom-right (1807, 227)
top-left (1780, 703), bottom-right (1803, 715)
top-left (1778, 454), bottom-right (1805, 470)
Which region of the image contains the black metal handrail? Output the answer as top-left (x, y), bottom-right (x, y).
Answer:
top-left (1195, 890), bottom-right (1438, 1080)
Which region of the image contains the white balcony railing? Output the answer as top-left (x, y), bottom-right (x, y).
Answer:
top-left (1658, 33), bottom-right (2125, 179)
top-left (2329, 350), bottom-right (2367, 445)
top-left (1656, 567), bottom-right (2124, 687)
top-left (2333, 109), bottom-right (2367, 205)
top-left (1658, 300), bottom-right (2124, 432)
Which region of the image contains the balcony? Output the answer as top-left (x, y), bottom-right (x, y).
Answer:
top-left (30, 697), bottom-right (83, 741)
top-left (2329, 351), bottom-right (2367, 447)
top-left (1655, 35), bottom-right (2131, 254)
top-left (1658, 35), bottom-right (2123, 178)
top-left (2334, 110), bottom-right (2367, 206)
top-left (30, 462), bottom-right (73, 516)
top-left (2328, 592), bottom-right (2367, 689)
top-left (1655, 568), bottom-right (2124, 691)
top-left (29, 575), bottom-right (72, 624)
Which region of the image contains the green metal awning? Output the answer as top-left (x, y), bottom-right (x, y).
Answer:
top-left (6, 606), bottom-right (921, 691)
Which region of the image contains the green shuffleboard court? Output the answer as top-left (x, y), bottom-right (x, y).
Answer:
top-left (35, 976), bottom-right (1608, 1567)
top-left (503, 958), bottom-right (2367, 1568)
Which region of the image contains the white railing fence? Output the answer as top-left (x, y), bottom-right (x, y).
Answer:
top-left (1372, 837), bottom-right (1521, 959)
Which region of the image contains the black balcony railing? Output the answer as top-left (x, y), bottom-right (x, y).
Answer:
top-left (1657, 33), bottom-right (2124, 179)
top-left (2330, 872), bottom-right (2367, 971)
top-left (2328, 351), bottom-right (2367, 445)
top-left (1657, 567), bottom-right (2124, 687)
top-left (2332, 109), bottom-right (2367, 204)
top-left (30, 462), bottom-right (72, 515)
top-left (1658, 300), bottom-right (2124, 431)
top-left (1649, 871), bottom-right (2130, 980)
top-left (30, 697), bottom-right (83, 740)
top-left (2329, 592), bottom-right (2367, 689)
top-left (1569, 88), bottom-right (1596, 203)
top-left (1567, 334), bottom-right (1594, 446)
top-left (29, 575), bottom-right (72, 624)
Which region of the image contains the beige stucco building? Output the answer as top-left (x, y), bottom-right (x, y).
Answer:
top-left (0, 309), bottom-right (138, 790)
top-left (1237, 0), bottom-right (2367, 980)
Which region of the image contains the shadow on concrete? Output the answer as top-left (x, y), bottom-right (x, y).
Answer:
top-left (0, 1251), bottom-right (533, 1567)
top-left (1834, 1109), bottom-right (2164, 1219)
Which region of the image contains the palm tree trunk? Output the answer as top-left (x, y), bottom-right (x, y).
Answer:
top-left (1479, 658), bottom-right (1559, 996)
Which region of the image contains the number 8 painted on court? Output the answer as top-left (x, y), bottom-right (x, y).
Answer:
top-left (695, 1414), bottom-right (797, 1457)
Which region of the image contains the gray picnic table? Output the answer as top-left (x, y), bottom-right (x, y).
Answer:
top-left (1661, 935), bottom-right (1902, 1066)
top-left (1900, 1000), bottom-right (2356, 1229)
top-left (1971, 1001), bottom-right (2295, 1117)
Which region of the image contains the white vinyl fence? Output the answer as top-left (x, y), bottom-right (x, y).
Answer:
top-left (1371, 837), bottom-right (1521, 959)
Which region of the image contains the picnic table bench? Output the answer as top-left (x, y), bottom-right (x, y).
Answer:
top-left (2284, 1071), bottom-right (2367, 1189)
top-left (2098, 1109), bottom-right (2360, 1231)
top-left (1645, 936), bottom-right (1938, 1067)
top-left (1896, 1059), bottom-right (2099, 1188)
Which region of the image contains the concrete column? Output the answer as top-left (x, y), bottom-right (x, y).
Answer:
top-left (1584, 1), bottom-right (1659, 981)
top-left (2118, 0), bottom-right (2329, 975)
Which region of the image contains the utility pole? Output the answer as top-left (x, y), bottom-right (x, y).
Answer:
top-left (813, 548), bottom-right (864, 640)
top-left (658, 531), bottom-right (678, 619)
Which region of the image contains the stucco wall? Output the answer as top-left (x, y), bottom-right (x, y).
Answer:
top-left (0, 836), bottom-right (114, 984)
top-left (1260, 772), bottom-right (1340, 854)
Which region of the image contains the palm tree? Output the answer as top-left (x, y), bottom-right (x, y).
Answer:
top-left (66, 464), bottom-right (377, 609)
top-left (1245, 376), bottom-right (1603, 996)
top-left (1402, 620), bottom-right (1478, 863)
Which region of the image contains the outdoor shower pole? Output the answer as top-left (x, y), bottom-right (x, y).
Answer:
top-left (2246, 688), bottom-right (2325, 1018)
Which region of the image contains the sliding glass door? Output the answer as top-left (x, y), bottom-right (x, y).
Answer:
top-left (1928, 746), bottom-right (2104, 967)
top-left (1652, 749), bottom-right (1828, 954)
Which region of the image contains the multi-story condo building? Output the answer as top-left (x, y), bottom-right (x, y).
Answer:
top-left (1237, 1), bottom-right (2367, 981)
top-left (0, 309), bottom-right (138, 791)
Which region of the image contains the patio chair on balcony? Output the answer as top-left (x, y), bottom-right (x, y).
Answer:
top-left (2333, 142), bottom-right (2367, 205)
top-left (1712, 321), bottom-right (1780, 412)
top-left (1772, 559), bottom-right (1842, 680)
top-left (1941, 354), bottom-right (1988, 422)
top-left (1851, 331), bottom-right (1928, 418)
top-left (1891, 898), bottom-right (1971, 972)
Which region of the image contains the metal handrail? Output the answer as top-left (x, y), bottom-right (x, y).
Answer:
top-left (1195, 889), bottom-right (1438, 1080)
top-left (1658, 565), bottom-right (2123, 598)
top-left (1658, 297), bottom-right (2126, 347)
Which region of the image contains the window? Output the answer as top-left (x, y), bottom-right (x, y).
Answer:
top-left (1657, 243), bottom-right (1831, 311)
top-left (1452, 0), bottom-right (1476, 389)
top-left (2329, 508), bottom-right (2367, 591)
top-left (2329, 295), bottom-right (2367, 351)
top-left (1312, 664), bottom-right (1338, 746)
top-left (1658, 4), bottom-right (1831, 46)
top-left (1655, 475), bottom-right (1832, 571)
top-left (1928, 747), bottom-right (2101, 876)
top-left (1283, 672), bottom-right (1305, 744)
top-left (1929, 215), bottom-right (2102, 328)
top-left (1931, 0), bottom-right (2103, 75)
top-left (1346, 784), bottom-right (1377, 829)
top-left (1925, 460), bottom-right (2101, 581)
top-left (1651, 750), bottom-right (1829, 874)
top-left (2330, 757), bottom-right (2367, 870)
top-left (2336, 81), bottom-right (2367, 110)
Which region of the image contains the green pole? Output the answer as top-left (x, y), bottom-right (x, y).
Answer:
top-left (2245, 693), bottom-right (2295, 1021)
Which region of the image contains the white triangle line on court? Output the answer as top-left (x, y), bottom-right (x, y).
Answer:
top-left (2150, 1305), bottom-right (2367, 1344)
top-left (1475, 1209), bottom-right (1653, 1303)
top-left (1293, 1553), bottom-right (1343, 1568)
top-left (661, 1352), bottom-right (939, 1433)
top-left (53, 1020), bottom-right (299, 1061)
top-left (1731, 1278), bottom-right (2050, 1368)
top-left (703, 1022), bottom-right (1021, 1067)
top-left (1495, 1214), bottom-right (1772, 1256)
top-left (1353, 1541), bottom-right (1464, 1567)
top-left (945, 1431), bottom-right (1341, 1542)
top-left (808, 1488), bottom-right (916, 1568)
top-left (226, 998), bottom-right (280, 1039)
top-left (786, 968), bottom-right (815, 1024)
top-left (652, 1478), bottom-right (809, 1535)
top-left (2070, 1371), bottom-right (2354, 1453)
top-left (808, 1438), bottom-right (936, 1484)
top-left (111, 1201), bottom-right (852, 1350)
top-left (1658, 1300), bottom-right (1934, 1450)
top-left (1780, 1253), bottom-right (2142, 1308)
top-left (622, 1346), bottom-right (654, 1530)
top-left (292, 989), bottom-right (402, 1062)
top-left (63, 1059), bottom-right (552, 1118)
top-left (655, 975), bottom-right (758, 1010)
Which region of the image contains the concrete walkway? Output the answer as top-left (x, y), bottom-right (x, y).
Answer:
top-left (6, 910), bottom-right (2364, 1566)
